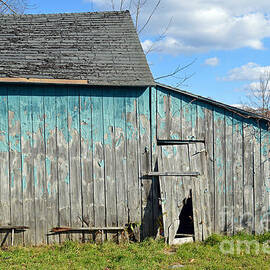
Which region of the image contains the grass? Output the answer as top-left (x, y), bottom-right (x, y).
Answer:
top-left (1, 233), bottom-right (270, 269)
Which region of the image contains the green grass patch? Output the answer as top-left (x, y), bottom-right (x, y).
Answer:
top-left (1, 233), bottom-right (270, 269)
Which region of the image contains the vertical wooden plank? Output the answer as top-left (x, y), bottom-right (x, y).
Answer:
top-left (196, 103), bottom-right (212, 239)
top-left (182, 95), bottom-right (193, 140)
top-left (68, 87), bottom-right (82, 241)
top-left (150, 87), bottom-right (159, 236)
top-left (56, 88), bottom-right (70, 242)
top-left (188, 143), bottom-right (202, 241)
top-left (126, 90), bottom-right (141, 235)
top-left (114, 89), bottom-right (128, 229)
top-left (204, 104), bottom-right (215, 233)
top-left (243, 120), bottom-right (255, 233)
top-left (92, 88), bottom-right (105, 228)
top-left (156, 88), bottom-right (169, 140)
top-left (225, 111), bottom-right (233, 235)
top-left (80, 89), bottom-right (94, 233)
top-left (161, 146), bottom-right (174, 244)
top-left (232, 115), bottom-right (244, 233)
top-left (158, 146), bottom-right (170, 243)
top-left (32, 89), bottom-right (47, 245)
top-left (170, 92), bottom-right (186, 243)
top-left (103, 89), bottom-right (117, 240)
top-left (138, 87), bottom-right (152, 238)
top-left (0, 85), bottom-right (11, 243)
top-left (8, 86), bottom-right (23, 245)
top-left (255, 123), bottom-right (264, 234)
top-left (213, 108), bottom-right (226, 234)
top-left (44, 86), bottom-right (58, 244)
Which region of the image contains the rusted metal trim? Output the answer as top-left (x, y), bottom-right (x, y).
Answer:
top-left (0, 77), bottom-right (88, 85)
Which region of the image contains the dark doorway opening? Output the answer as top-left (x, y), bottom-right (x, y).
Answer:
top-left (177, 191), bottom-right (194, 236)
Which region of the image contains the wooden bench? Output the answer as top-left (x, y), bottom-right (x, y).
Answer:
top-left (49, 227), bottom-right (128, 243)
top-left (0, 226), bottom-right (29, 247)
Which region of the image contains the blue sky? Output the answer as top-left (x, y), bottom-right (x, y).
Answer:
top-left (28, 0), bottom-right (270, 106)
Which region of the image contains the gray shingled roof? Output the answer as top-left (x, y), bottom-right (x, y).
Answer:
top-left (0, 11), bottom-right (154, 86)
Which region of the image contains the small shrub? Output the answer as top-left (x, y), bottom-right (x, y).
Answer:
top-left (204, 234), bottom-right (224, 246)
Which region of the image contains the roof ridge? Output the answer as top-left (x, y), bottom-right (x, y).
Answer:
top-left (0, 10), bottom-right (130, 17)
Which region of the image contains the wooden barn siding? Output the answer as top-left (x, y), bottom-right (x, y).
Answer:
top-left (155, 85), bottom-right (270, 235)
top-left (0, 84), bottom-right (157, 245)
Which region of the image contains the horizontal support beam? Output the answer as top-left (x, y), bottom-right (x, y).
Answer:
top-left (157, 139), bottom-right (205, 145)
top-left (50, 227), bottom-right (125, 233)
top-left (0, 226), bottom-right (29, 233)
top-left (0, 77), bottom-right (88, 85)
top-left (144, 172), bottom-right (200, 177)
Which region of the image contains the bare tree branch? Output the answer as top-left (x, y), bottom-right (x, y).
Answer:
top-left (135, 0), bottom-right (141, 31)
top-left (243, 70), bottom-right (270, 117)
top-left (111, 0), bottom-right (115, 11)
top-left (145, 17), bottom-right (172, 55)
top-left (0, 0), bottom-right (30, 14)
top-left (0, 0), bottom-right (17, 14)
top-left (154, 59), bottom-right (196, 81)
top-left (138, 0), bottom-right (161, 34)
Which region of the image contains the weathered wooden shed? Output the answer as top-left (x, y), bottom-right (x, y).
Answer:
top-left (0, 11), bottom-right (270, 246)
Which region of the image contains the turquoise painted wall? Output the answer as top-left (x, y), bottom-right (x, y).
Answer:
top-left (0, 83), bottom-right (269, 245)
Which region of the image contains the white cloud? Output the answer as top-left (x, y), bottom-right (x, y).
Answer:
top-left (141, 40), bottom-right (153, 52)
top-left (204, 57), bottom-right (219, 66)
top-left (88, 0), bottom-right (270, 54)
top-left (223, 62), bottom-right (270, 81)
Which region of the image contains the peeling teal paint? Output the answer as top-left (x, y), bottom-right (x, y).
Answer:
top-left (34, 167), bottom-right (37, 187)
top-left (162, 148), bottom-right (169, 157)
top-left (116, 136), bottom-right (122, 147)
top-left (98, 160), bottom-right (104, 168)
top-left (11, 173), bottom-right (14, 188)
top-left (0, 94), bottom-right (9, 152)
top-left (22, 176), bottom-right (26, 191)
top-left (56, 93), bottom-right (69, 144)
top-left (173, 146), bottom-right (177, 156)
top-left (64, 176), bottom-right (69, 184)
top-left (197, 103), bottom-right (205, 120)
top-left (47, 182), bottom-right (51, 195)
top-left (46, 158), bottom-right (51, 177)
top-left (171, 134), bottom-right (179, 140)
top-left (126, 122), bottom-right (135, 141)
